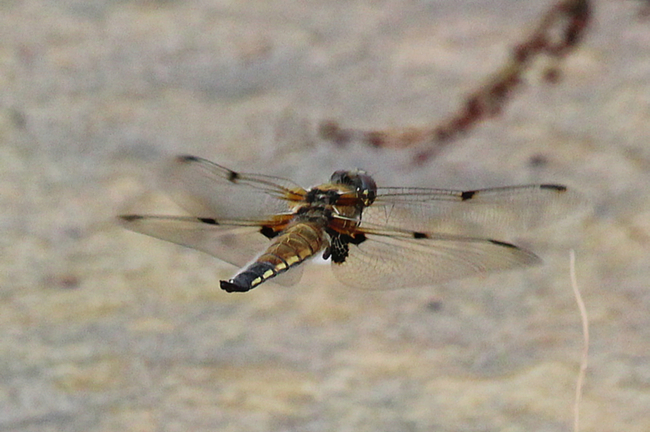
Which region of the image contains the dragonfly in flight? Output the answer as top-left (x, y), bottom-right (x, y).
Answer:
top-left (119, 155), bottom-right (579, 292)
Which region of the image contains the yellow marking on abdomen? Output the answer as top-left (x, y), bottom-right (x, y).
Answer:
top-left (225, 222), bottom-right (328, 291)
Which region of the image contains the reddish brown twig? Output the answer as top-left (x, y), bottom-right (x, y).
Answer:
top-left (319, 0), bottom-right (591, 163)
top-left (639, 0), bottom-right (650, 18)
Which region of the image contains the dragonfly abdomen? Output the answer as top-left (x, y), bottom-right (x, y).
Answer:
top-left (220, 222), bottom-right (326, 292)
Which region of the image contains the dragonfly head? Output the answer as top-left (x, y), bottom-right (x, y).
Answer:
top-left (330, 169), bottom-right (377, 206)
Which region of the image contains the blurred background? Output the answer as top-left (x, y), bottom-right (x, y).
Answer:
top-left (2, 0), bottom-right (649, 431)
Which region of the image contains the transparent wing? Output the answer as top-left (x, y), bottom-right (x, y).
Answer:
top-left (118, 215), bottom-right (269, 268)
top-left (160, 155), bottom-right (306, 221)
top-left (330, 225), bottom-right (541, 290)
top-left (364, 185), bottom-right (584, 239)
top-left (118, 215), bottom-right (304, 287)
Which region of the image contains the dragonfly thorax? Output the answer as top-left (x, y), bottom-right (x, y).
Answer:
top-left (292, 205), bottom-right (333, 226)
top-left (304, 187), bottom-right (342, 206)
top-left (330, 169), bottom-right (377, 207)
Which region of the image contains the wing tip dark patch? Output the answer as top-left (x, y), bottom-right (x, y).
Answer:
top-left (118, 214), bottom-right (143, 222)
top-left (540, 184), bottom-right (567, 192)
top-left (413, 231), bottom-right (428, 239)
top-left (488, 239), bottom-right (520, 249)
top-left (227, 170), bottom-right (240, 182)
top-left (488, 239), bottom-right (541, 264)
top-left (461, 190), bottom-right (477, 201)
top-left (176, 154), bottom-right (200, 163)
top-left (198, 217), bottom-right (219, 225)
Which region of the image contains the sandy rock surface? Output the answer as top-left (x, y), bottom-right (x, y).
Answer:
top-left (2, 1), bottom-right (649, 431)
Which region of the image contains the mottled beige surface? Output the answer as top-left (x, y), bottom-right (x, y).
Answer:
top-left (2, 1), bottom-right (649, 431)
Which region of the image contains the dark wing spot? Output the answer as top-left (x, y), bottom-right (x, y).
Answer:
top-left (177, 155), bottom-right (199, 163)
top-left (488, 239), bottom-right (520, 249)
top-left (413, 231), bottom-right (428, 239)
top-left (198, 217), bottom-right (219, 225)
top-left (460, 190), bottom-right (477, 201)
top-left (119, 214), bottom-right (143, 222)
top-left (259, 226), bottom-right (279, 239)
top-left (540, 184), bottom-right (567, 192)
top-left (227, 170), bottom-right (240, 183)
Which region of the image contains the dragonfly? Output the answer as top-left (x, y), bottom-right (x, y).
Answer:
top-left (118, 155), bottom-right (580, 293)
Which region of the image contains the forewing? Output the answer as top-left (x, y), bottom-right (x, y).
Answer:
top-left (330, 228), bottom-right (540, 290)
top-left (364, 185), bottom-right (584, 238)
top-left (160, 155), bottom-right (305, 221)
top-left (118, 215), bottom-right (269, 268)
top-left (119, 214), bottom-right (305, 287)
